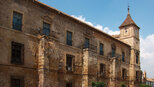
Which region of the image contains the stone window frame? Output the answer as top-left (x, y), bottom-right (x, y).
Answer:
top-left (111, 43), bottom-right (116, 57)
top-left (121, 68), bottom-right (127, 80)
top-left (11, 41), bottom-right (24, 65)
top-left (136, 52), bottom-right (139, 64)
top-left (99, 63), bottom-right (106, 76)
top-left (10, 75), bottom-right (24, 87)
top-left (99, 43), bottom-right (104, 56)
top-left (66, 30), bottom-right (73, 46)
top-left (42, 22), bottom-right (51, 36)
top-left (136, 71), bottom-right (141, 81)
top-left (136, 71), bottom-right (139, 80)
top-left (11, 10), bottom-right (24, 31)
top-left (122, 51), bottom-right (125, 62)
top-left (84, 37), bottom-right (90, 48)
top-left (66, 54), bottom-right (75, 72)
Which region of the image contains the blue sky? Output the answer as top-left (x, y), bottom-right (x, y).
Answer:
top-left (39, 0), bottom-right (154, 78)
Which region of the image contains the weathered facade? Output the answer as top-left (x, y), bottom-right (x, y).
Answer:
top-left (0, 0), bottom-right (142, 87)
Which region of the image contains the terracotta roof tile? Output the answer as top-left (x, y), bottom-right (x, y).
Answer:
top-left (119, 14), bottom-right (139, 29)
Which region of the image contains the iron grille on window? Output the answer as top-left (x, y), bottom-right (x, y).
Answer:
top-left (66, 31), bottom-right (72, 46)
top-left (11, 76), bottom-right (24, 87)
top-left (66, 54), bottom-right (73, 71)
top-left (122, 52), bottom-right (125, 62)
top-left (11, 42), bottom-right (24, 64)
top-left (100, 63), bottom-right (106, 76)
top-left (13, 11), bottom-right (22, 31)
top-left (85, 38), bottom-right (89, 48)
top-left (43, 22), bottom-right (50, 36)
top-left (66, 83), bottom-right (72, 87)
top-left (99, 43), bottom-right (104, 55)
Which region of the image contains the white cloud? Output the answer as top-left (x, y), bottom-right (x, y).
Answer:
top-left (71, 15), bottom-right (120, 35)
top-left (72, 15), bottom-right (154, 78)
top-left (140, 34), bottom-right (154, 78)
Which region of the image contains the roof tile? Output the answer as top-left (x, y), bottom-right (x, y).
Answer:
top-left (119, 14), bottom-right (139, 29)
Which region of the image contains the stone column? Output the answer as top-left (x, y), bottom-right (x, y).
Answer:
top-left (38, 37), bottom-right (45, 87)
top-left (109, 57), bottom-right (116, 87)
top-left (129, 49), bottom-right (135, 87)
top-left (82, 49), bottom-right (89, 87)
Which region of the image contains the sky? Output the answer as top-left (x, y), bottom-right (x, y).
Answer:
top-left (39, 0), bottom-right (154, 78)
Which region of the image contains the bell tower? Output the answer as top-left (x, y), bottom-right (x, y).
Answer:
top-left (119, 7), bottom-right (141, 87)
top-left (119, 7), bottom-right (140, 50)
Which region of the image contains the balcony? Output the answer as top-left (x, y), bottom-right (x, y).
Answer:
top-left (107, 52), bottom-right (121, 59)
top-left (80, 44), bottom-right (97, 52)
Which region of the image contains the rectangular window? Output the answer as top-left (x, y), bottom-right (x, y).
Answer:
top-left (85, 38), bottom-right (89, 48)
top-left (136, 71), bottom-right (139, 80)
top-left (66, 31), bottom-right (72, 46)
top-left (11, 42), bottom-right (24, 64)
top-left (122, 52), bottom-right (125, 62)
top-left (99, 43), bottom-right (104, 55)
top-left (13, 11), bottom-right (22, 31)
top-left (66, 83), bottom-right (72, 87)
top-left (66, 54), bottom-right (73, 71)
top-left (112, 47), bottom-right (116, 57)
top-left (43, 22), bottom-right (50, 36)
top-left (11, 76), bottom-right (24, 87)
top-left (136, 53), bottom-right (139, 64)
top-left (100, 63), bottom-right (106, 76)
top-left (122, 68), bottom-right (127, 80)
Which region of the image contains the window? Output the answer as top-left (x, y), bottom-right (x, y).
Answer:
top-left (43, 22), bottom-right (50, 36)
top-left (122, 52), bottom-right (125, 62)
top-left (99, 43), bottom-right (104, 55)
top-left (66, 31), bottom-right (72, 46)
top-left (122, 68), bottom-right (127, 80)
top-left (136, 71), bottom-right (139, 81)
top-left (11, 42), bottom-right (24, 64)
top-left (66, 54), bottom-right (73, 71)
top-left (100, 63), bottom-right (106, 76)
top-left (11, 76), bottom-right (24, 87)
top-left (66, 83), bottom-right (72, 87)
top-left (112, 47), bottom-right (116, 57)
top-left (13, 11), bottom-right (22, 31)
top-left (125, 28), bottom-right (128, 33)
top-left (85, 38), bottom-right (89, 48)
top-left (136, 52), bottom-right (139, 64)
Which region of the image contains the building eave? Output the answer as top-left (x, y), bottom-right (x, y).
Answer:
top-left (33, 0), bottom-right (131, 48)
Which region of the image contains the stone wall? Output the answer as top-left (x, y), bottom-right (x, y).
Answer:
top-left (0, 0), bottom-right (141, 87)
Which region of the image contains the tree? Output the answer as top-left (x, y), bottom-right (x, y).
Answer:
top-left (140, 84), bottom-right (152, 87)
top-left (121, 82), bottom-right (126, 87)
top-left (92, 82), bottom-right (106, 87)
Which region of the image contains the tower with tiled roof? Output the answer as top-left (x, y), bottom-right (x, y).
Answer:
top-left (119, 7), bottom-right (141, 87)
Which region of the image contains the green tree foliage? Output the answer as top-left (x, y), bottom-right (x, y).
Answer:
top-left (121, 82), bottom-right (126, 87)
top-left (92, 82), bottom-right (106, 87)
top-left (140, 84), bottom-right (152, 87)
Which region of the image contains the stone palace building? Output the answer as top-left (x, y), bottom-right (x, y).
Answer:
top-left (0, 0), bottom-right (142, 87)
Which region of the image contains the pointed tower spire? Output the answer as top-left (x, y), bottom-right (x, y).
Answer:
top-left (128, 3), bottom-right (130, 14)
top-left (119, 5), bottom-right (140, 29)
